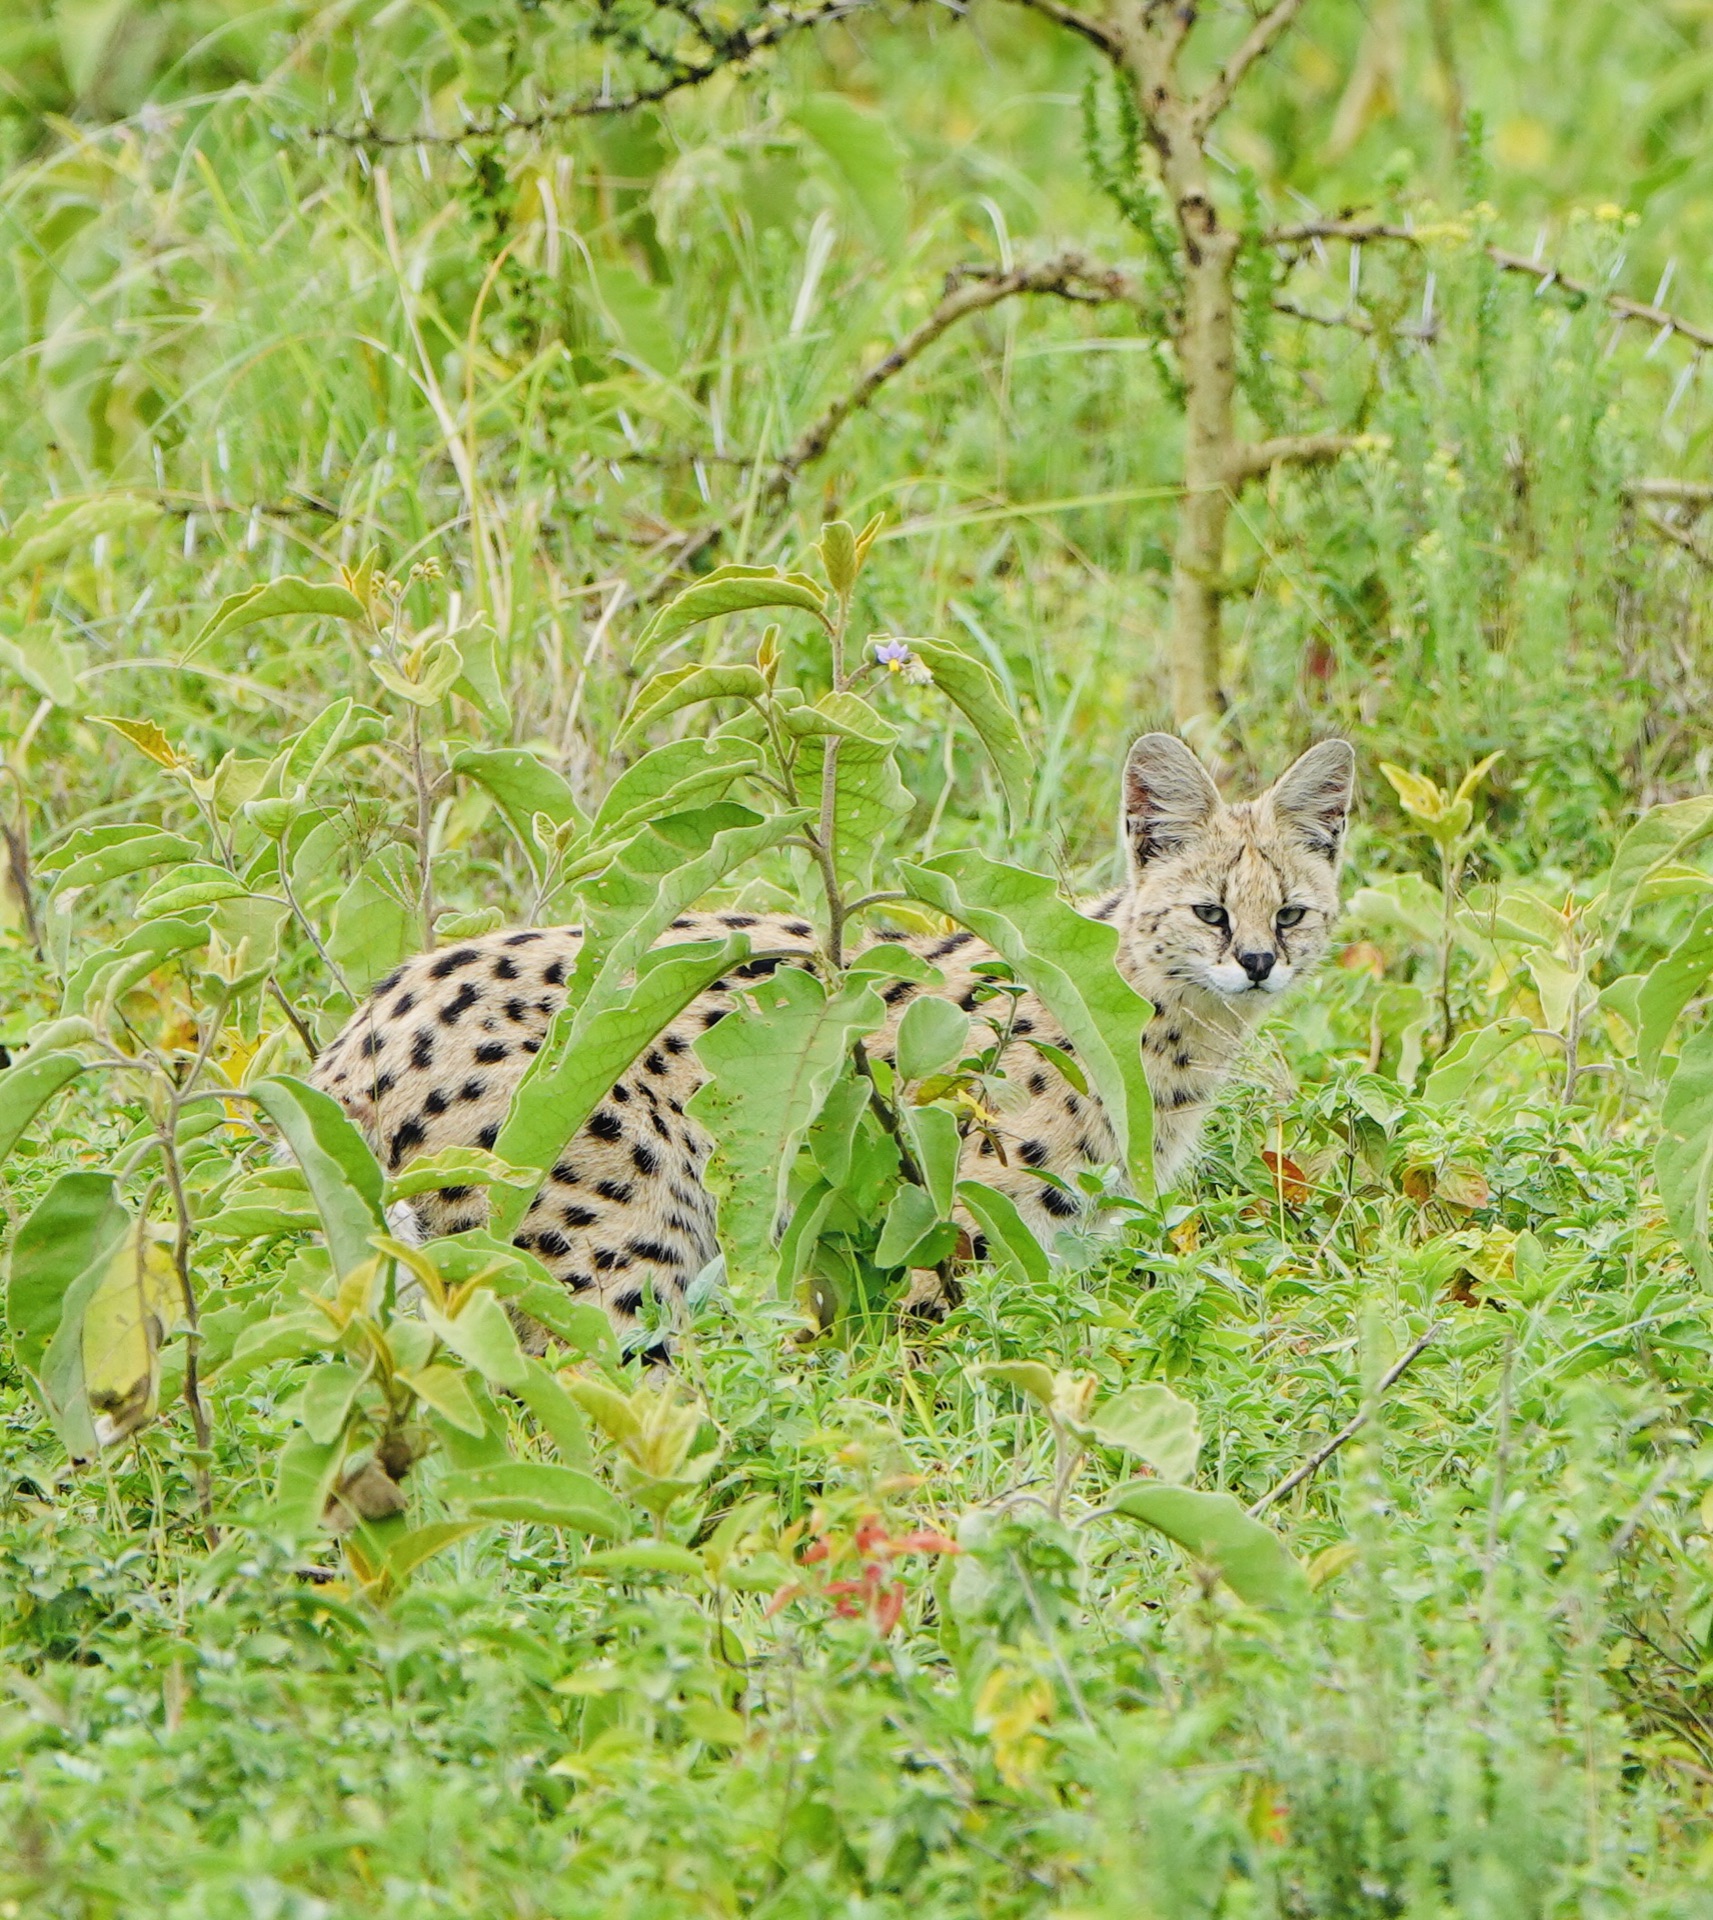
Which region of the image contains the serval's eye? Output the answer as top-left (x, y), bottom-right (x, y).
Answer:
top-left (1192, 904), bottom-right (1229, 928)
top-left (1276, 905), bottom-right (1308, 928)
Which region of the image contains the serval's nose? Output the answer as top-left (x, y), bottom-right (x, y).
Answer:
top-left (1237, 948), bottom-right (1275, 984)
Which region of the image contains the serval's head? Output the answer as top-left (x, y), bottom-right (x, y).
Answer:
top-left (1117, 733), bottom-right (1355, 1005)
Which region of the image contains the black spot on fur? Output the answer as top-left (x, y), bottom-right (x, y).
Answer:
top-left (883, 981), bottom-right (916, 1006)
top-left (532, 1228), bottom-right (572, 1258)
top-left (393, 992), bottom-right (415, 1017)
top-left (522, 1038), bottom-right (541, 1054)
top-left (504, 997), bottom-right (528, 1022)
top-left (439, 1184), bottom-right (470, 1202)
top-left (610, 1286), bottom-right (645, 1316)
top-left (1028, 1071), bottom-right (1048, 1095)
top-left (597, 1178), bottom-right (635, 1204)
top-left (667, 1098), bottom-right (684, 1116)
top-left (929, 931), bottom-right (974, 959)
top-left (1064, 1095), bottom-right (1082, 1116)
top-left (1014, 1017), bottom-right (1035, 1035)
top-left (735, 956), bottom-right (781, 979)
top-left (475, 1041), bottom-right (509, 1064)
top-left (702, 1007), bottom-right (728, 1029)
top-left (372, 969), bottom-right (403, 998)
top-left (670, 917), bottom-right (695, 931)
top-left (645, 1050), bottom-right (668, 1075)
top-left (650, 1110), bottom-right (672, 1140)
top-left (592, 1247), bottom-right (632, 1273)
top-left (460, 1078), bottom-right (486, 1102)
top-left (784, 920), bottom-right (812, 938)
top-left (1020, 1138), bottom-right (1049, 1168)
top-left (565, 1270), bottom-right (596, 1293)
top-left (612, 1082), bottom-right (631, 1103)
top-left (632, 1142), bottom-right (660, 1176)
top-left (359, 1031), bottom-right (381, 1058)
top-left (374, 1072), bottom-right (395, 1097)
top-left (1039, 1185), bottom-right (1080, 1219)
top-left (550, 1162), bottom-right (580, 1185)
top-left (447, 1215), bottom-right (481, 1234)
top-left (719, 913), bottom-right (759, 928)
top-left (1174, 1050), bottom-right (1192, 1070)
top-left (958, 990), bottom-right (980, 1012)
top-left (439, 981), bottom-right (481, 1024)
top-left (1170, 1087), bottom-right (1198, 1109)
top-left (424, 1089), bottom-right (448, 1117)
top-left (1089, 894), bottom-right (1119, 922)
top-left (589, 1110), bottom-right (623, 1142)
top-left (476, 1122), bottom-right (499, 1149)
top-left (664, 1032), bottom-right (688, 1055)
top-left (968, 1232), bottom-right (989, 1261)
top-left (503, 931), bottom-right (543, 946)
top-left (429, 947), bottom-right (480, 980)
top-left (493, 954), bottom-right (519, 981)
top-left (543, 958), bottom-right (564, 986)
top-left (389, 1117), bottom-right (426, 1164)
top-left (563, 1204), bottom-right (598, 1229)
top-left (629, 1238), bottom-right (678, 1265)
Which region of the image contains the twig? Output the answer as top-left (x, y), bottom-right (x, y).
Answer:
top-left (1639, 508), bottom-right (1713, 574)
top-left (1193, 0), bottom-right (1311, 133)
top-left (772, 253), bottom-right (1141, 491)
top-left (1247, 1319), bottom-right (1447, 1517)
top-left (308, 2), bottom-right (878, 149)
top-left (1264, 221), bottom-right (1713, 355)
top-left (1626, 478), bottom-right (1713, 506)
top-left (1228, 431), bottom-right (1359, 484)
top-left (1003, 0), bottom-right (1123, 60)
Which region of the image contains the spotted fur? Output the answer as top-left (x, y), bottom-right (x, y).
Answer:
top-left (308, 735), bottom-right (1354, 1333)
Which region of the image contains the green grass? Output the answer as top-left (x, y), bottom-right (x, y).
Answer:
top-left (8, 2), bottom-right (1713, 1913)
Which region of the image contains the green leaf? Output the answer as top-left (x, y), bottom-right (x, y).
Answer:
top-left (900, 851), bottom-right (1154, 1194)
top-left (451, 747), bottom-right (585, 870)
top-left (423, 1289), bottom-right (528, 1391)
top-left (589, 738), bottom-right (765, 843)
top-left (5, 1172), bottom-right (128, 1401)
top-left (371, 635), bottom-right (463, 707)
top-left (383, 1147), bottom-right (535, 1204)
top-left (136, 864), bottom-right (250, 919)
top-left (0, 629), bottom-right (85, 708)
top-left (1638, 903), bottom-right (1713, 1074)
top-left (956, 1180), bottom-right (1050, 1287)
top-left (975, 1359), bottom-right (1057, 1408)
top-left (251, 1076), bottom-right (386, 1278)
top-left (274, 1429), bottom-right (345, 1536)
top-left (492, 937), bottom-right (747, 1239)
top-left (440, 1463), bottom-right (628, 1537)
top-left (896, 995), bottom-right (971, 1082)
top-left (298, 1361), bottom-right (364, 1445)
top-left (61, 918), bottom-right (211, 1021)
top-left (328, 846), bottom-right (416, 997)
top-left (875, 1181), bottom-right (944, 1268)
top-left (188, 576), bottom-right (366, 661)
top-left (449, 620), bottom-right (510, 728)
top-left (217, 1309), bottom-right (337, 1382)
top-left (0, 494), bottom-right (158, 585)
top-left (45, 825), bottom-right (202, 891)
top-left (0, 1050), bottom-right (83, 1164)
top-left (561, 1372), bottom-right (645, 1446)
top-left (796, 728), bottom-right (913, 896)
top-left (385, 1521), bottom-right (482, 1580)
top-left (1111, 1483), bottom-right (1311, 1611)
top-left (1658, 1021), bottom-right (1713, 1286)
top-left (397, 1362), bottom-right (487, 1437)
top-left (639, 566), bottom-right (828, 654)
top-left (791, 95), bottom-right (907, 246)
top-left (1022, 1035), bottom-right (1089, 1097)
top-left (1087, 1384), bottom-right (1201, 1482)
top-left (511, 1280), bottom-right (623, 1368)
top-left (896, 635), bottom-right (1032, 819)
top-left (686, 967), bottom-right (887, 1294)
top-left (1420, 1018), bottom-right (1533, 1107)
top-left (514, 1359), bottom-right (593, 1468)
top-left (617, 664), bottom-right (769, 747)
top-left (581, 1541), bottom-right (706, 1580)
top-left (905, 1104), bottom-right (961, 1218)
top-left (1602, 796), bottom-right (1713, 929)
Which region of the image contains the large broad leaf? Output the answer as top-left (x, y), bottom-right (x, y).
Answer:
top-left (900, 850), bottom-right (1154, 1194)
top-left (187, 576), bottom-right (366, 660)
top-left (61, 919), bottom-right (210, 1021)
top-left (957, 1180), bottom-right (1050, 1286)
top-left (617, 665), bottom-right (769, 748)
top-left (80, 1222), bottom-right (182, 1447)
top-left (1420, 1018), bottom-right (1532, 1107)
top-left (895, 994), bottom-right (971, 1082)
top-left (1111, 1483), bottom-right (1311, 1612)
top-left (1087, 1384), bottom-right (1201, 1483)
top-left (423, 1289), bottom-right (528, 1391)
top-left (491, 937), bottom-right (747, 1239)
top-left (791, 95), bottom-right (908, 246)
top-left (252, 1076), bottom-right (385, 1277)
top-left (895, 636), bottom-right (1031, 820)
top-left (439, 1463), bottom-right (628, 1536)
top-left (40, 824), bottom-right (201, 890)
top-left (1637, 903), bottom-right (1713, 1074)
top-left (796, 725), bottom-right (914, 895)
top-left (328, 846), bottom-right (417, 997)
top-left (1602, 796), bottom-right (1713, 930)
top-left (6, 1172), bottom-right (129, 1401)
top-left (0, 630), bottom-right (85, 708)
top-left (686, 967), bottom-right (886, 1294)
top-left (589, 738), bottom-right (765, 844)
top-left (0, 1050), bottom-right (84, 1164)
top-left (639, 566), bottom-right (828, 655)
top-left (1658, 1021), bottom-right (1713, 1287)
top-left (451, 747), bottom-right (585, 870)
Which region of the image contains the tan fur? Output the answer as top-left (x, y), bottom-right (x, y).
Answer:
top-left (308, 736), bottom-right (1353, 1332)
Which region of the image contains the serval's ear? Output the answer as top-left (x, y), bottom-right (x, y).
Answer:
top-left (1122, 733), bottom-right (1222, 869)
top-left (1268, 739), bottom-right (1356, 860)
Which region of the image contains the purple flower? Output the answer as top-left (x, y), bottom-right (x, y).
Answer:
top-left (873, 638), bottom-right (913, 671)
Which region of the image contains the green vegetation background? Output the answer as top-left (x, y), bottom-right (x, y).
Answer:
top-left (7, 2), bottom-right (1713, 1914)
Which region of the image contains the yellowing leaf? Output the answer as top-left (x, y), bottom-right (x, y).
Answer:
top-left (93, 715), bottom-right (186, 770)
top-left (82, 1224), bottom-right (181, 1448)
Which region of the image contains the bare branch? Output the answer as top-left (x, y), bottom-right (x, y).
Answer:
top-left (1002, 0), bottom-right (1125, 61)
top-left (1229, 430), bottom-right (1359, 483)
top-left (310, 1), bottom-right (877, 149)
top-left (1193, 0), bottom-right (1311, 133)
top-left (1626, 478), bottom-right (1713, 506)
top-left (1248, 1320), bottom-right (1447, 1518)
top-left (772, 252), bottom-right (1141, 490)
top-left (1639, 508), bottom-right (1713, 574)
top-left (1265, 221), bottom-right (1713, 355)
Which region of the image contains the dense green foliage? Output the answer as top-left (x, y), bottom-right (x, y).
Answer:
top-left (9, 2), bottom-right (1713, 1914)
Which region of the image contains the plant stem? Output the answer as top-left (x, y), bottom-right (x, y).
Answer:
top-left (409, 702), bottom-right (436, 946)
top-left (1438, 839), bottom-right (1460, 1049)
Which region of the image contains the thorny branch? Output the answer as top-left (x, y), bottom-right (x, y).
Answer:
top-left (1192, 0), bottom-right (1312, 133)
top-left (309, 0), bottom-right (881, 149)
